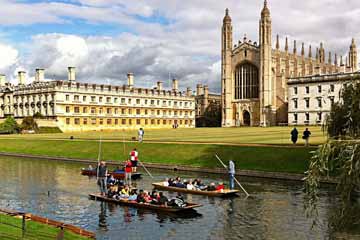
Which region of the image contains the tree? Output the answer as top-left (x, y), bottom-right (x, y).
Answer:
top-left (21, 116), bottom-right (39, 132)
top-left (304, 82), bottom-right (360, 229)
top-left (0, 116), bottom-right (20, 134)
top-left (203, 102), bottom-right (221, 127)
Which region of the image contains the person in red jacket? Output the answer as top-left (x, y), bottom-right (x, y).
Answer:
top-left (216, 182), bottom-right (225, 191)
top-left (124, 159), bottom-right (132, 185)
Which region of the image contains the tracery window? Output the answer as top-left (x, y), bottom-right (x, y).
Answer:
top-left (234, 63), bottom-right (259, 99)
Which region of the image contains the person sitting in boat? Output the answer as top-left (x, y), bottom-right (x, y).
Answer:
top-left (113, 166), bottom-right (124, 173)
top-left (168, 178), bottom-right (175, 186)
top-left (163, 178), bottom-right (169, 187)
top-left (107, 185), bottom-right (118, 199)
top-left (107, 175), bottom-right (117, 186)
top-left (169, 193), bottom-right (187, 208)
top-left (143, 191), bottom-right (152, 203)
top-left (120, 185), bottom-right (130, 198)
top-left (186, 181), bottom-right (195, 190)
top-left (136, 190), bottom-right (146, 203)
top-left (128, 189), bottom-right (138, 201)
top-left (175, 180), bottom-right (186, 188)
top-left (207, 182), bottom-right (216, 191)
top-left (88, 165), bottom-right (94, 170)
top-left (149, 191), bottom-right (160, 204)
top-left (197, 179), bottom-right (208, 191)
top-left (216, 182), bottom-right (225, 191)
top-left (158, 192), bottom-right (168, 207)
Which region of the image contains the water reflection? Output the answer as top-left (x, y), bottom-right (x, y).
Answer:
top-left (98, 202), bottom-right (108, 229)
top-left (0, 156), bottom-right (359, 240)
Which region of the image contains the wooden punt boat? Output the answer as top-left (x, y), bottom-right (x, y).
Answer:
top-left (81, 169), bottom-right (142, 180)
top-left (152, 182), bottom-right (240, 197)
top-left (88, 193), bottom-right (202, 212)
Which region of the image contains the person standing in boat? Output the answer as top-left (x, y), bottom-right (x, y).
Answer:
top-left (124, 159), bottom-right (132, 185)
top-left (97, 161), bottom-right (108, 196)
top-left (130, 148), bottom-right (139, 172)
top-left (229, 160), bottom-right (235, 190)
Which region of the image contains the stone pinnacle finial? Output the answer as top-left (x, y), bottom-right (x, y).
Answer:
top-left (315, 47), bottom-right (319, 60)
top-left (301, 43), bottom-right (305, 56)
top-left (309, 45), bottom-right (312, 58)
top-left (335, 53), bottom-right (338, 65)
top-left (328, 52), bottom-right (332, 64)
top-left (340, 55), bottom-right (343, 66)
top-left (223, 8), bottom-right (232, 23)
top-left (276, 34), bottom-right (279, 49)
top-left (293, 40), bottom-right (297, 54)
top-left (261, 0), bottom-right (270, 17)
top-left (285, 37), bottom-right (288, 52)
top-left (243, 34), bottom-right (247, 42)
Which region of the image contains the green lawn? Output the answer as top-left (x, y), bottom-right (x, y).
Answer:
top-left (0, 139), bottom-right (314, 174)
top-left (0, 126), bottom-right (326, 145)
top-left (0, 213), bottom-right (89, 240)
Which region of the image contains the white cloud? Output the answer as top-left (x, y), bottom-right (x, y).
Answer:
top-left (0, 43), bottom-right (18, 71)
top-left (0, 0), bottom-right (360, 92)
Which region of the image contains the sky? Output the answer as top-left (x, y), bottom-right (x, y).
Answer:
top-left (0, 0), bottom-right (359, 93)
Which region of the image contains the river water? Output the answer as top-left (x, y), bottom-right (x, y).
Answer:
top-left (0, 156), bottom-right (359, 240)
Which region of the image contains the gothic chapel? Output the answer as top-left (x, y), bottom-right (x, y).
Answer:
top-left (221, 0), bottom-right (357, 127)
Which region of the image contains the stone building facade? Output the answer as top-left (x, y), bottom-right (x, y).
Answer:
top-left (288, 71), bottom-right (360, 125)
top-left (0, 68), bottom-right (196, 132)
top-left (195, 84), bottom-right (221, 127)
top-left (221, 1), bottom-right (357, 127)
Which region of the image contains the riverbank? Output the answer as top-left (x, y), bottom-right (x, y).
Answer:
top-left (0, 139), bottom-right (314, 174)
top-left (0, 210), bottom-right (93, 239)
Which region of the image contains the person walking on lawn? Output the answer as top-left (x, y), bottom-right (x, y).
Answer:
top-left (290, 127), bottom-right (298, 144)
top-left (302, 128), bottom-right (311, 147)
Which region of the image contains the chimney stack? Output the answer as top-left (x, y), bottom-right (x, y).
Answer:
top-left (172, 78), bottom-right (178, 91)
top-left (0, 74), bottom-right (6, 87)
top-left (127, 73), bottom-right (134, 88)
top-left (196, 84), bottom-right (204, 95)
top-left (186, 87), bottom-right (192, 97)
top-left (35, 68), bottom-right (45, 82)
top-left (157, 81), bottom-right (163, 91)
top-left (18, 71), bottom-right (26, 85)
top-left (204, 85), bottom-right (209, 109)
top-left (68, 67), bottom-right (76, 81)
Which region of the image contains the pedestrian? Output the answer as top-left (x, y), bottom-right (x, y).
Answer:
top-left (130, 148), bottom-right (138, 172)
top-left (138, 128), bottom-right (144, 143)
top-left (229, 160), bottom-right (235, 190)
top-left (124, 159), bottom-right (132, 185)
top-left (290, 127), bottom-right (298, 144)
top-left (97, 161), bottom-right (108, 196)
top-left (302, 128), bottom-right (311, 147)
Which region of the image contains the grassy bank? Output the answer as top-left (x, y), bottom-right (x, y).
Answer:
top-left (0, 139), bottom-right (314, 174)
top-left (0, 126), bottom-right (326, 145)
top-left (0, 213), bottom-right (89, 240)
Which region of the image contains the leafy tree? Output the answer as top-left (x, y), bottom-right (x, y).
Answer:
top-left (21, 116), bottom-right (39, 132)
top-left (203, 102), bottom-right (221, 127)
top-left (0, 116), bottom-right (20, 134)
top-left (304, 82), bottom-right (360, 229)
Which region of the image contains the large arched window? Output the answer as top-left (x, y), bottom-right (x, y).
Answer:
top-left (234, 63), bottom-right (259, 99)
